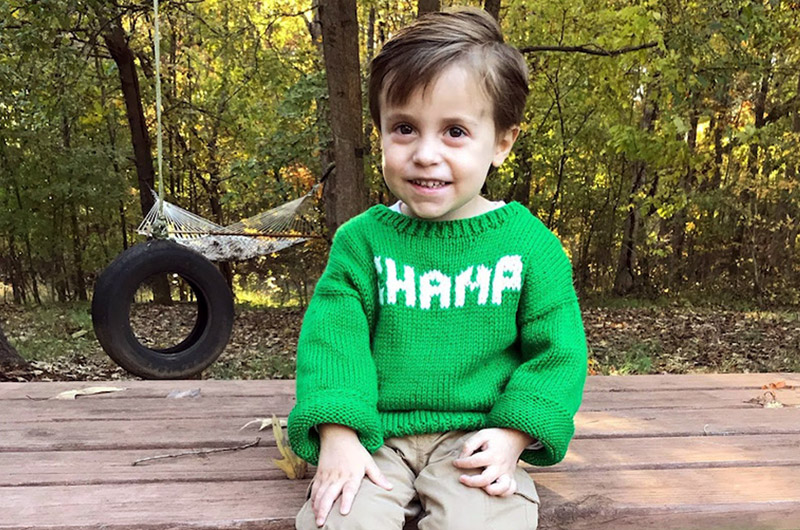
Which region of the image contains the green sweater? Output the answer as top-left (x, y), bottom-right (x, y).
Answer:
top-left (288, 202), bottom-right (587, 467)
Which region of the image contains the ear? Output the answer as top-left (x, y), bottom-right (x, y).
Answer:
top-left (492, 126), bottom-right (520, 167)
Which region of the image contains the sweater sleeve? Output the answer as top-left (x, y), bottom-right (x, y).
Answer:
top-left (287, 229), bottom-right (383, 466)
top-left (487, 231), bottom-right (588, 466)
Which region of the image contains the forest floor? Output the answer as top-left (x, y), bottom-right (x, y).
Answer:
top-left (1, 300), bottom-right (799, 382)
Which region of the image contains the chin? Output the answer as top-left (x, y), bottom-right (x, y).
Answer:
top-left (414, 209), bottom-right (455, 221)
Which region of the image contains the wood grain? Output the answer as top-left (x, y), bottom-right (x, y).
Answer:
top-left (1, 374), bottom-right (798, 530)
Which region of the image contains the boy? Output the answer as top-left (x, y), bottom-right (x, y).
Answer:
top-left (289, 8), bottom-right (587, 529)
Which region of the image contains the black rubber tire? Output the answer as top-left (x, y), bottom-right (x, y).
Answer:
top-left (91, 240), bottom-right (234, 379)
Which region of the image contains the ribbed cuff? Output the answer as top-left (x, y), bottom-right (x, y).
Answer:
top-left (487, 392), bottom-right (575, 466)
top-left (287, 392), bottom-right (383, 466)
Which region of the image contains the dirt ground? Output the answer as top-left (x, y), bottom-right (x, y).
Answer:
top-left (1, 303), bottom-right (798, 382)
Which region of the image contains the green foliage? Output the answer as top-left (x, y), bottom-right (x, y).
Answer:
top-left (1, 0), bottom-right (799, 307)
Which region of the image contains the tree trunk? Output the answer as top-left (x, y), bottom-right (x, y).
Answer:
top-left (0, 134), bottom-right (41, 305)
top-left (0, 323), bottom-right (28, 371)
top-left (613, 92), bottom-right (658, 296)
top-left (484, 0), bottom-right (501, 20)
top-left (307, 1), bottom-right (336, 220)
top-left (670, 105), bottom-right (699, 284)
top-left (730, 70), bottom-right (770, 297)
top-left (7, 234), bottom-right (26, 304)
top-left (62, 114), bottom-right (88, 301)
top-left (418, 0), bottom-right (441, 16)
top-left (103, 19), bottom-right (171, 304)
top-left (96, 54), bottom-right (131, 253)
top-left (102, 22), bottom-right (156, 218)
top-left (318, 0), bottom-right (368, 235)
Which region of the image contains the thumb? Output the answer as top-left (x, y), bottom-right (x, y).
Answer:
top-left (365, 459), bottom-right (393, 491)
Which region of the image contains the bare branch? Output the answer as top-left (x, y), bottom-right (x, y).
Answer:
top-left (519, 41), bottom-right (658, 56)
top-left (131, 438), bottom-right (261, 466)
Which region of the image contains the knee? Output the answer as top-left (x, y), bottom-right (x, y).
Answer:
top-left (295, 498), bottom-right (407, 530)
top-left (418, 494), bottom-right (538, 530)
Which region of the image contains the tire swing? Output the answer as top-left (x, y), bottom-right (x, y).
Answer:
top-left (91, 240), bottom-right (234, 379)
top-left (91, 0), bottom-right (319, 379)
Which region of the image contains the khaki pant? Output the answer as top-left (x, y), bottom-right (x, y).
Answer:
top-left (296, 430), bottom-right (539, 530)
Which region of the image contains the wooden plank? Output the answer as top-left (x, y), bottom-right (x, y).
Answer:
top-left (0, 480), bottom-right (306, 529)
top-left (1, 373), bottom-right (798, 401)
top-left (2, 467), bottom-right (799, 530)
top-left (0, 379), bottom-right (297, 400)
top-left (580, 387), bottom-right (800, 410)
top-left (0, 395), bottom-right (296, 422)
top-left (540, 504), bottom-right (800, 530)
top-left (0, 417), bottom-right (267, 452)
top-left (550, 433), bottom-right (800, 472)
top-left (574, 407), bottom-right (800, 438)
top-left (0, 447), bottom-right (296, 487)
top-left (2, 408), bottom-right (799, 452)
top-left (536, 466), bottom-right (800, 530)
top-left (2, 387), bottom-right (798, 424)
top-left (582, 373), bottom-right (800, 392)
top-left (3, 434), bottom-right (799, 488)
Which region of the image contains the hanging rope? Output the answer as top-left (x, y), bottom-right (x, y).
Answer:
top-left (153, 0), bottom-right (165, 218)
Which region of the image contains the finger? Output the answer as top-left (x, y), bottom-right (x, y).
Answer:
top-left (500, 478), bottom-right (518, 498)
top-left (459, 431), bottom-right (489, 458)
top-left (310, 480), bottom-right (320, 509)
top-left (459, 466), bottom-right (501, 488)
top-left (315, 481), bottom-right (344, 527)
top-left (339, 478), bottom-right (362, 515)
top-left (483, 473), bottom-right (512, 496)
top-left (365, 461), bottom-right (393, 491)
top-left (453, 451), bottom-right (493, 469)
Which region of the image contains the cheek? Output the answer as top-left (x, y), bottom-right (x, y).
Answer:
top-left (381, 147), bottom-right (404, 172)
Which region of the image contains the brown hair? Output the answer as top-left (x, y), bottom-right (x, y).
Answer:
top-left (368, 7), bottom-right (529, 134)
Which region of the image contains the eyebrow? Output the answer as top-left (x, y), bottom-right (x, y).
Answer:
top-left (384, 112), bottom-right (481, 127)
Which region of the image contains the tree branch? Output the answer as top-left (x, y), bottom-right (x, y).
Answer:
top-left (519, 41), bottom-right (658, 56)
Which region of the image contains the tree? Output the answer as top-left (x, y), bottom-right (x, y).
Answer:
top-left (318, 0), bottom-right (368, 234)
top-left (0, 324), bottom-right (27, 371)
top-left (418, 0), bottom-right (441, 16)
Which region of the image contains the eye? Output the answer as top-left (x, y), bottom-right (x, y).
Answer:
top-left (396, 124), bottom-right (413, 135)
top-left (447, 126), bottom-right (466, 138)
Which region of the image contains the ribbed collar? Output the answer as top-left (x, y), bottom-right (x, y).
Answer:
top-left (368, 201), bottom-right (527, 238)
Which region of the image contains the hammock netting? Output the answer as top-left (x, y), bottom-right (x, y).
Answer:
top-left (137, 188), bottom-right (320, 262)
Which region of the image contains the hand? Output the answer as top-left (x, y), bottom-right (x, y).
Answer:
top-left (452, 428), bottom-right (533, 497)
top-left (311, 424), bottom-right (393, 527)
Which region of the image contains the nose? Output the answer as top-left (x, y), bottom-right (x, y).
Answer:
top-left (411, 136), bottom-right (441, 166)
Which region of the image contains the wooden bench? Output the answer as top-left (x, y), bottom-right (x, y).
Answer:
top-left (1, 373), bottom-right (799, 529)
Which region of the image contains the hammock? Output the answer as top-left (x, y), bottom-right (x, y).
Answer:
top-left (137, 187), bottom-right (321, 262)
top-left (138, 0), bottom-right (323, 263)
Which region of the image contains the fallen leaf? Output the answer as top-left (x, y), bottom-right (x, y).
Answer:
top-left (270, 414), bottom-right (306, 480)
top-left (745, 391), bottom-right (784, 408)
top-left (240, 417), bottom-right (287, 431)
top-left (761, 381), bottom-right (794, 390)
top-left (71, 329), bottom-right (88, 339)
top-left (52, 386), bottom-right (127, 400)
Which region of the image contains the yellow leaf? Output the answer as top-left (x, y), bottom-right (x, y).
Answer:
top-left (270, 414), bottom-right (307, 480)
top-left (239, 417), bottom-right (287, 431)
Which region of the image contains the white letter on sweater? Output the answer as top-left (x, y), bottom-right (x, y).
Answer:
top-left (454, 266), bottom-right (491, 307)
top-left (492, 255), bottom-right (523, 305)
top-left (385, 258), bottom-right (416, 307)
top-left (419, 270), bottom-right (451, 309)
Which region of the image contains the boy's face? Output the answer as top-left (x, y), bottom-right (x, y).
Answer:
top-left (379, 64), bottom-right (519, 222)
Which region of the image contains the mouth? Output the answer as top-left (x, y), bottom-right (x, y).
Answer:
top-left (408, 179), bottom-right (451, 189)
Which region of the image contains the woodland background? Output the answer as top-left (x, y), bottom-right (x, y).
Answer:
top-left (1, 0), bottom-right (799, 378)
